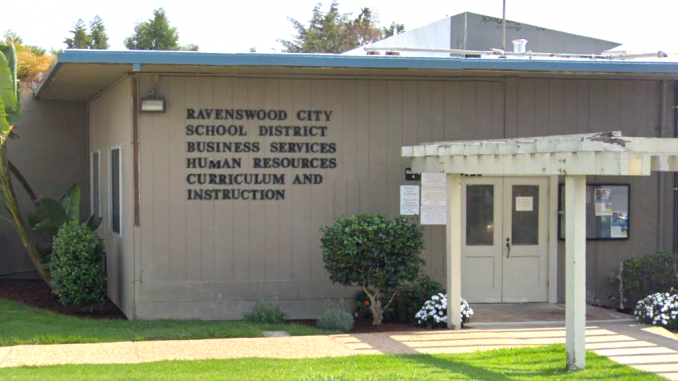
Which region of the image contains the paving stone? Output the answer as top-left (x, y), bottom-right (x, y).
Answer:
top-left (263, 331), bottom-right (290, 337)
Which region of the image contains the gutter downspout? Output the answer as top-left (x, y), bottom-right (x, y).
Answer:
top-left (674, 81), bottom-right (678, 253)
top-left (659, 81), bottom-right (667, 251)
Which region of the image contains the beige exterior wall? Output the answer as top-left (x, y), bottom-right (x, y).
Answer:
top-left (89, 77), bottom-right (136, 318)
top-left (132, 74), bottom-right (675, 319)
top-left (2, 72), bottom-right (673, 321)
top-left (0, 95), bottom-right (88, 279)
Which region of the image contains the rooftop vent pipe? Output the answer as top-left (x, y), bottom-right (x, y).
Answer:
top-left (512, 39), bottom-right (528, 53)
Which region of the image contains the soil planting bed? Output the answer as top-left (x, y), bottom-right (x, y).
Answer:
top-left (0, 279), bottom-right (125, 319)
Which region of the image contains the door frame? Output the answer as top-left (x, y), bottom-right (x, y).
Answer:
top-left (460, 175), bottom-right (559, 304)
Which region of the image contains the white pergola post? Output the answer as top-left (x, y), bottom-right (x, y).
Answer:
top-left (446, 173), bottom-right (462, 329)
top-left (565, 175), bottom-right (587, 370)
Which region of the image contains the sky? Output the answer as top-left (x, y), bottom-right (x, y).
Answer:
top-left (6, 0), bottom-right (678, 53)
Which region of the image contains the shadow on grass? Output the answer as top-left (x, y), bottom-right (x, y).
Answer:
top-left (394, 346), bottom-right (659, 381)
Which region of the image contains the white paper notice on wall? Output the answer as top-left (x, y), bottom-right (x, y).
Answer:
top-left (400, 185), bottom-right (420, 215)
top-left (421, 173), bottom-right (446, 225)
top-left (515, 197), bottom-right (533, 212)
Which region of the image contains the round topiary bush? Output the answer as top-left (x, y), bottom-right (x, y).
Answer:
top-left (320, 213), bottom-right (425, 325)
top-left (51, 220), bottom-right (107, 309)
top-left (317, 308), bottom-right (354, 332)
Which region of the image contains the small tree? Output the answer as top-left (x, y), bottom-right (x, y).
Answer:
top-left (64, 19), bottom-right (91, 49)
top-left (124, 8), bottom-right (197, 51)
top-left (89, 15), bottom-right (110, 49)
top-left (320, 213), bottom-right (425, 325)
top-left (279, 1), bottom-right (405, 54)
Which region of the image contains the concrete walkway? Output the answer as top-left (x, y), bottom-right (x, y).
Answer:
top-left (1, 322), bottom-right (676, 379)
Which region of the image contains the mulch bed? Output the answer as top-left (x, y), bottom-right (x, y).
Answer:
top-left (0, 279), bottom-right (126, 319)
top-left (291, 319), bottom-right (428, 333)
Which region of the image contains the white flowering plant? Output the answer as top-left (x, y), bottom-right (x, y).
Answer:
top-left (414, 293), bottom-right (473, 328)
top-left (634, 292), bottom-right (678, 331)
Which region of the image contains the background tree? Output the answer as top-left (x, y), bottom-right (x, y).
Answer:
top-left (63, 16), bottom-right (109, 50)
top-left (320, 213), bottom-right (425, 325)
top-left (124, 8), bottom-right (198, 51)
top-left (382, 22), bottom-right (405, 38)
top-left (179, 44), bottom-right (199, 52)
top-left (64, 19), bottom-right (91, 49)
top-left (1, 30), bottom-right (52, 88)
top-left (89, 16), bottom-right (109, 49)
top-left (279, 1), bottom-right (405, 53)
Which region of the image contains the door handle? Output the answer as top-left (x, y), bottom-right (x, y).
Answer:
top-left (506, 238), bottom-right (511, 258)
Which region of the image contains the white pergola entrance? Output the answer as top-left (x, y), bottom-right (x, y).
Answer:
top-left (402, 131), bottom-right (678, 370)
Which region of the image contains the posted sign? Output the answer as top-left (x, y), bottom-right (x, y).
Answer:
top-left (421, 173), bottom-right (446, 225)
top-left (400, 185), bottom-right (420, 215)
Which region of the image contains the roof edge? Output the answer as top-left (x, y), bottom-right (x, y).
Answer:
top-left (34, 50), bottom-right (678, 100)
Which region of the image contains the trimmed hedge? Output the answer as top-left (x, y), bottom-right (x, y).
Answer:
top-left (51, 220), bottom-right (107, 310)
top-left (621, 252), bottom-right (678, 306)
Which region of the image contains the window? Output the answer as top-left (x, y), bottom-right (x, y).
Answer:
top-left (466, 185), bottom-right (494, 246)
top-left (91, 151), bottom-right (101, 218)
top-left (109, 146), bottom-right (123, 235)
top-left (558, 184), bottom-right (630, 240)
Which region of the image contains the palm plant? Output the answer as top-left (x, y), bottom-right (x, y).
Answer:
top-left (0, 44), bottom-right (48, 282)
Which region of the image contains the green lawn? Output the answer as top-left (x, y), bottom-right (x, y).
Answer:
top-left (0, 345), bottom-right (662, 381)
top-left (0, 298), bottom-right (334, 346)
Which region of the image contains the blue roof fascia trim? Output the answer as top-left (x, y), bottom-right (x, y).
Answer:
top-left (34, 61), bottom-right (64, 100)
top-left (35, 50), bottom-right (678, 99)
top-left (54, 50), bottom-right (678, 74)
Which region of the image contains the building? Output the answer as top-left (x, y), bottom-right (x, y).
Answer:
top-left (343, 12), bottom-right (620, 56)
top-left (2, 50), bottom-right (677, 320)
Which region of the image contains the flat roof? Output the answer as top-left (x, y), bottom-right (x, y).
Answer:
top-left (35, 50), bottom-right (678, 101)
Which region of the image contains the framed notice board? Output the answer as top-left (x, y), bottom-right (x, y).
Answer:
top-left (558, 184), bottom-right (630, 240)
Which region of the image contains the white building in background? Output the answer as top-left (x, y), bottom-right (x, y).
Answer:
top-left (344, 12), bottom-right (620, 57)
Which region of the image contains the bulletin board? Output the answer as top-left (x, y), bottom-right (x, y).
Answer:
top-left (558, 184), bottom-right (630, 240)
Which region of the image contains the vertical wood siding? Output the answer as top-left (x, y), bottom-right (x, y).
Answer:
top-left (135, 75), bottom-right (671, 310)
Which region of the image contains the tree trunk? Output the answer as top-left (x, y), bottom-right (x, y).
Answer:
top-left (8, 160), bottom-right (38, 205)
top-left (370, 299), bottom-right (384, 325)
top-left (0, 140), bottom-right (49, 284)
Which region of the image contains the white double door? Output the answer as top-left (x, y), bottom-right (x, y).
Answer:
top-left (461, 177), bottom-right (548, 303)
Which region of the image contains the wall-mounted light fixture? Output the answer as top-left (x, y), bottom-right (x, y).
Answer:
top-left (140, 75), bottom-right (166, 113)
top-left (140, 98), bottom-right (166, 112)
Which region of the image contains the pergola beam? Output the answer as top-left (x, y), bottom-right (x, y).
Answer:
top-left (651, 155), bottom-right (678, 171)
top-left (407, 151), bottom-right (653, 177)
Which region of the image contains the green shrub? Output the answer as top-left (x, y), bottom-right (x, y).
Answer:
top-left (353, 273), bottom-right (444, 324)
top-left (244, 301), bottom-right (287, 324)
top-left (320, 213), bottom-right (425, 325)
top-left (621, 252), bottom-right (678, 307)
top-left (50, 220), bottom-right (107, 309)
top-left (317, 308), bottom-right (354, 332)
